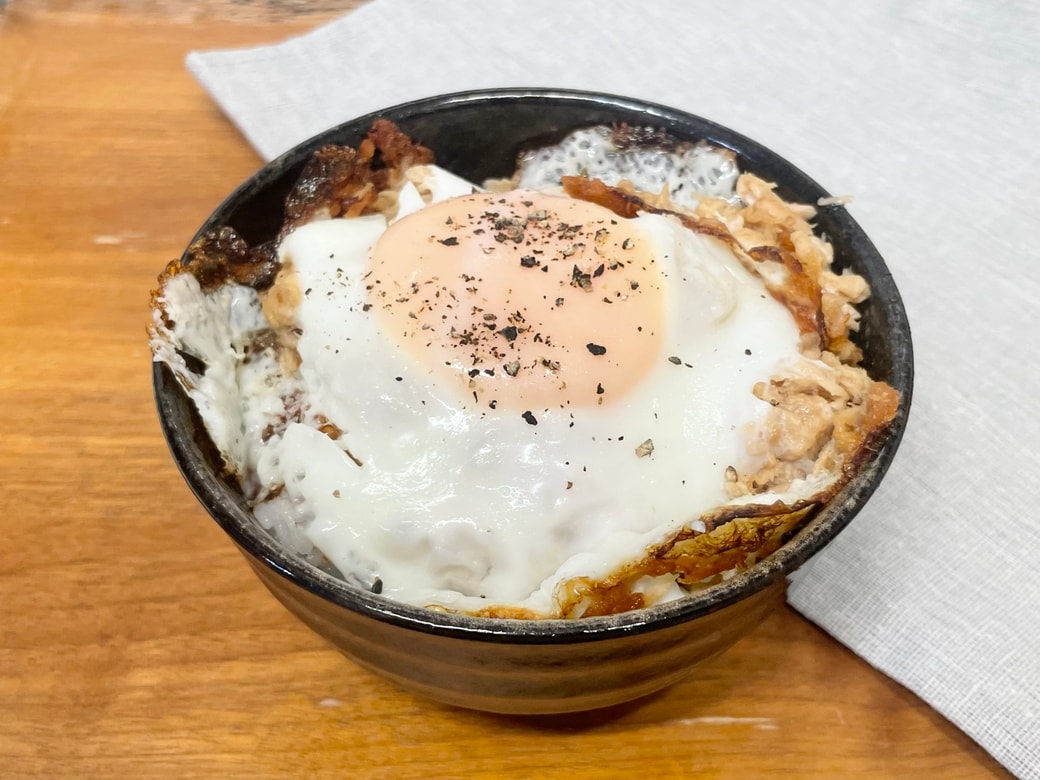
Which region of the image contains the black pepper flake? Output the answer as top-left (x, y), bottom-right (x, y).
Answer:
top-left (555, 297), bottom-right (565, 306)
top-left (744, 348), bottom-right (752, 355)
top-left (522, 411), bottom-right (538, 425)
top-left (593, 263), bottom-right (605, 278)
top-left (489, 399), bottom-right (498, 409)
top-left (630, 280), bottom-right (639, 290)
top-left (438, 236), bottom-right (459, 246)
top-left (520, 256), bottom-right (538, 268)
top-left (499, 325), bottom-right (518, 341)
top-left (596, 383), bottom-right (605, 395)
top-left (362, 303), bottom-right (372, 312)
top-left (586, 343), bottom-right (607, 356)
top-left (668, 356), bottom-right (682, 365)
top-left (395, 376), bottom-right (403, 382)
top-left (503, 360), bottom-right (521, 377)
top-left (570, 265), bottom-right (593, 291)
top-left (371, 577), bottom-right (383, 594)
top-left (468, 368), bottom-right (481, 378)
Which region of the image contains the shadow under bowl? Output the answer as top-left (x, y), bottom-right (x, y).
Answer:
top-left (154, 88), bottom-right (913, 715)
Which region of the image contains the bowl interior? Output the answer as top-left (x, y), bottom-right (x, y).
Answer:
top-left (154, 88), bottom-right (913, 642)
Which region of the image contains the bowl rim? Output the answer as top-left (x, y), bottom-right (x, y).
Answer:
top-left (153, 87), bottom-right (914, 644)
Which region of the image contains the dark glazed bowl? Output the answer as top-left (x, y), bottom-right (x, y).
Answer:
top-left (153, 88), bottom-right (913, 714)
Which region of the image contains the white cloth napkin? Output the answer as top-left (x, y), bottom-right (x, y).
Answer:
top-left (187, 1), bottom-right (1040, 775)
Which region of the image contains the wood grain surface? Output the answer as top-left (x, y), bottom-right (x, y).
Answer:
top-left (0, 4), bottom-right (1013, 778)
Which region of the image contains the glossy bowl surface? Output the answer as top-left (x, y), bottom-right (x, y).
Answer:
top-left (154, 88), bottom-right (913, 714)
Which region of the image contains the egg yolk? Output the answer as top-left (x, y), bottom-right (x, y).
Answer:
top-left (367, 189), bottom-right (666, 411)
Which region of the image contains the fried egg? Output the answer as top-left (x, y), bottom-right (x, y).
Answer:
top-left (245, 171), bottom-right (802, 615)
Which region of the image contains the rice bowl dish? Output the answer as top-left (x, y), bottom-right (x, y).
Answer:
top-left (149, 89), bottom-right (912, 713)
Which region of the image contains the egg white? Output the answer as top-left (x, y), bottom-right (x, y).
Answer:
top-left (251, 176), bottom-right (803, 615)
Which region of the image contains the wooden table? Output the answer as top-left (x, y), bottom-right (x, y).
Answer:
top-left (0, 3), bottom-right (1012, 777)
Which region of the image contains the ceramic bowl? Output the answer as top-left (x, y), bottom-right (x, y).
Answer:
top-left (153, 88), bottom-right (913, 715)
